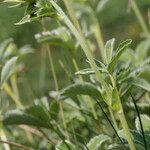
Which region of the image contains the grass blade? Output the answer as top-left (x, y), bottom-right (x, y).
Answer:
top-left (130, 93), bottom-right (147, 150)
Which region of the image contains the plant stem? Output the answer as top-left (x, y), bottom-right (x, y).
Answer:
top-left (96, 100), bottom-right (125, 149)
top-left (39, 44), bottom-right (47, 92)
top-left (47, 45), bottom-right (59, 91)
top-left (63, 0), bottom-right (81, 33)
top-left (118, 104), bottom-right (136, 150)
top-left (108, 107), bottom-right (119, 131)
top-left (90, 10), bottom-right (105, 61)
top-left (50, 2), bottom-right (135, 149)
top-left (0, 140), bottom-right (33, 150)
top-left (131, 0), bottom-right (149, 33)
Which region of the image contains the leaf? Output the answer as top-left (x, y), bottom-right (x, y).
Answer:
top-left (1, 56), bottom-right (18, 89)
top-left (131, 130), bottom-right (150, 150)
top-left (87, 134), bottom-right (110, 150)
top-left (108, 144), bottom-right (129, 150)
top-left (55, 140), bottom-right (76, 150)
top-left (3, 0), bottom-right (25, 7)
top-left (15, 0), bottom-right (61, 25)
top-left (108, 39), bottom-right (132, 73)
top-left (104, 38), bottom-right (115, 65)
top-left (0, 38), bottom-right (13, 60)
top-left (19, 45), bottom-right (34, 55)
top-left (15, 15), bottom-right (38, 25)
top-left (135, 115), bottom-right (150, 133)
top-left (35, 27), bottom-right (74, 51)
top-left (136, 39), bottom-right (150, 62)
top-left (75, 68), bottom-right (108, 75)
top-left (87, 59), bottom-right (106, 69)
top-left (3, 0), bottom-right (25, 4)
top-left (118, 129), bottom-right (150, 150)
top-left (60, 82), bottom-right (101, 100)
top-left (25, 105), bottom-right (51, 122)
top-left (96, 0), bottom-right (111, 13)
top-left (133, 78), bottom-right (150, 92)
top-left (3, 109), bottom-right (51, 129)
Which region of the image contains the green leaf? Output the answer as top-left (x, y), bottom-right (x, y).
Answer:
top-left (108, 144), bottom-right (129, 150)
top-left (60, 82), bottom-right (101, 100)
top-left (104, 38), bottom-right (115, 65)
top-left (35, 27), bottom-right (74, 51)
top-left (3, 0), bottom-right (27, 8)
top-left (96, 0), bottom-right (111, 13)
top-left (136, 39), bottom-right (150, 62)
top-left (0, 38), bottom-right (13, 60)
top-left (25, 105), bottom-right (51, 122)
top-left (133, 78), bottom-right (150, 92)
top-left (15, 15), bottom-right (38, 25)
top-left (135, 115), bottom-right (150, 133)
top-left (3, 109), bottom-right (51, 129)
top-left (118, 129), bottom-right (150, 150)
top-left (75, 68), bottom-right (108, 75)
top-left (131, 130), bottom-right (150, 150)
top-left (108, 39), bottom-right (132, 73)
top-left (55, 140), bottom-right (76, 150)
top-left (87, 134), bottom-right (110, 150)
top-left (3, 0), bottom-right (25, 6)
top-left (19, 45), bottom-right (34, 55)
top-left (15, 0), bottom-right (61, 25)
top-left (1, 56), bottom-right (18, 89)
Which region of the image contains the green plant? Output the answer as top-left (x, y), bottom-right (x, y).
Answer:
top-left (0, 0), bottom-right (150, 150)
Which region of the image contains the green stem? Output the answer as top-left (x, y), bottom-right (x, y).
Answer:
top-left (63, 0), bottom-right (81, 33)
top-left (47, 46), bottom-right (59, 91)
top-left (118, 104), bottom-right (136, 150)
top-left (108, 107), bottom-right (119, 131)
top-left (91, 10), bottom-right (105, 61)
top-left (39, 44), bottom-right (47, 92)
top-left (131, 0), bottom-right (149, 33)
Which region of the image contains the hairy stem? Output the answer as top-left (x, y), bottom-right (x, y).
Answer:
top-left (108, 107), bottom-right (119, 131)
top-left (90, 10), bottom-right (105, 61)
top-left (118, 104), bottom-right (136, 150)
top-left (63, 0), bottom-right (81, 33)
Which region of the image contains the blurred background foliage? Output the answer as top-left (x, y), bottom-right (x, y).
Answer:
top-left (0, 0), bottom-right (150, 105)
top-left (0, 0), bottom-right (150, 44)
